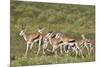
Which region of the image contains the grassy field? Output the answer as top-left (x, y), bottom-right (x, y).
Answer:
top-left (11, 54), bottom-right (95, 67)
top-left (11, 0), bottom-right (95, 67)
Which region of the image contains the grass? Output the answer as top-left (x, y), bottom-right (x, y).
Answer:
top-left (11, 54), bottom-right (95, 67)
top-left (11, 0), bottom-right (95, 67)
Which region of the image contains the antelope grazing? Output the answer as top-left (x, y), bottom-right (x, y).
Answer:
top-left (19, 25), bottom-right (44, 57)
top-left (79, 34), bottom-right (94, 55)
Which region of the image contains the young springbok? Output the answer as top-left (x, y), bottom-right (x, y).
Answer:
top-left (19, 25), bottom-right (44, 57)
top-left (79, 34), bottom-right (94, 55)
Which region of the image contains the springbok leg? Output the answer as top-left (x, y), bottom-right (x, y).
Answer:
top-left (30, 42), bottom-right (34, 50)
top-left (84, 42), bottom-right (89, 55)
top-left (60, 46), bottom-right (63, 54)
top-left (42, 41), bottom-right (48, 55)
top-left (52, 45), bottom-right (57, 55)
top-left (36, 37), bottom-right (42, 55)
top-left (24, 42), bottom-right (30, 57)
top-left (72, 47), bottom-right (78, 57)
top-left (75, 42), bottom-right (83, 58)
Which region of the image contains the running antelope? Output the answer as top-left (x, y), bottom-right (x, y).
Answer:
top-left (19, 25), bottom-right (44, 57)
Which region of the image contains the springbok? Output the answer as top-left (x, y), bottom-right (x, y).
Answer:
top-left (79, 34), bottom-right (94, 55)
top-left (19, 25), bottom-right (44, 57)
top-left (63, 39), bottom-right (83, 57)
top-left (42, 31), bottom-right (64, 55)
top-left (43, 32), bottom-right (83, 57)
top-left (56, 35), bottom-right (83, 57)
top-left (54, 36), bottom-right (83, 57)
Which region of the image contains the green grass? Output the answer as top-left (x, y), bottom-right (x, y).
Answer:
top-left (11, 54), bottom-right (95, 67)
top-left (11, 0), bottom-right (95, 67)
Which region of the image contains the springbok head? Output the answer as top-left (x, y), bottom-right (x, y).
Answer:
top-left (19, 24), bottom-right (26, 36)
top-left (37, 26), bottom-right (45, 33)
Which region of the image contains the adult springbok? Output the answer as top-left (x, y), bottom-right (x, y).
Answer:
top-left (42, 32), bottom-right (64, 55)
top-left (54, 36), bottom-right (83, 57)
top-left (19, 25), bottom-right (44, 57)
top-left (62, 38), bottom-right (83, 57)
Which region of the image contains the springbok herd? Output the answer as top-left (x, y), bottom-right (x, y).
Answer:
top-left (19, 26), bottom-right (95, 58)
